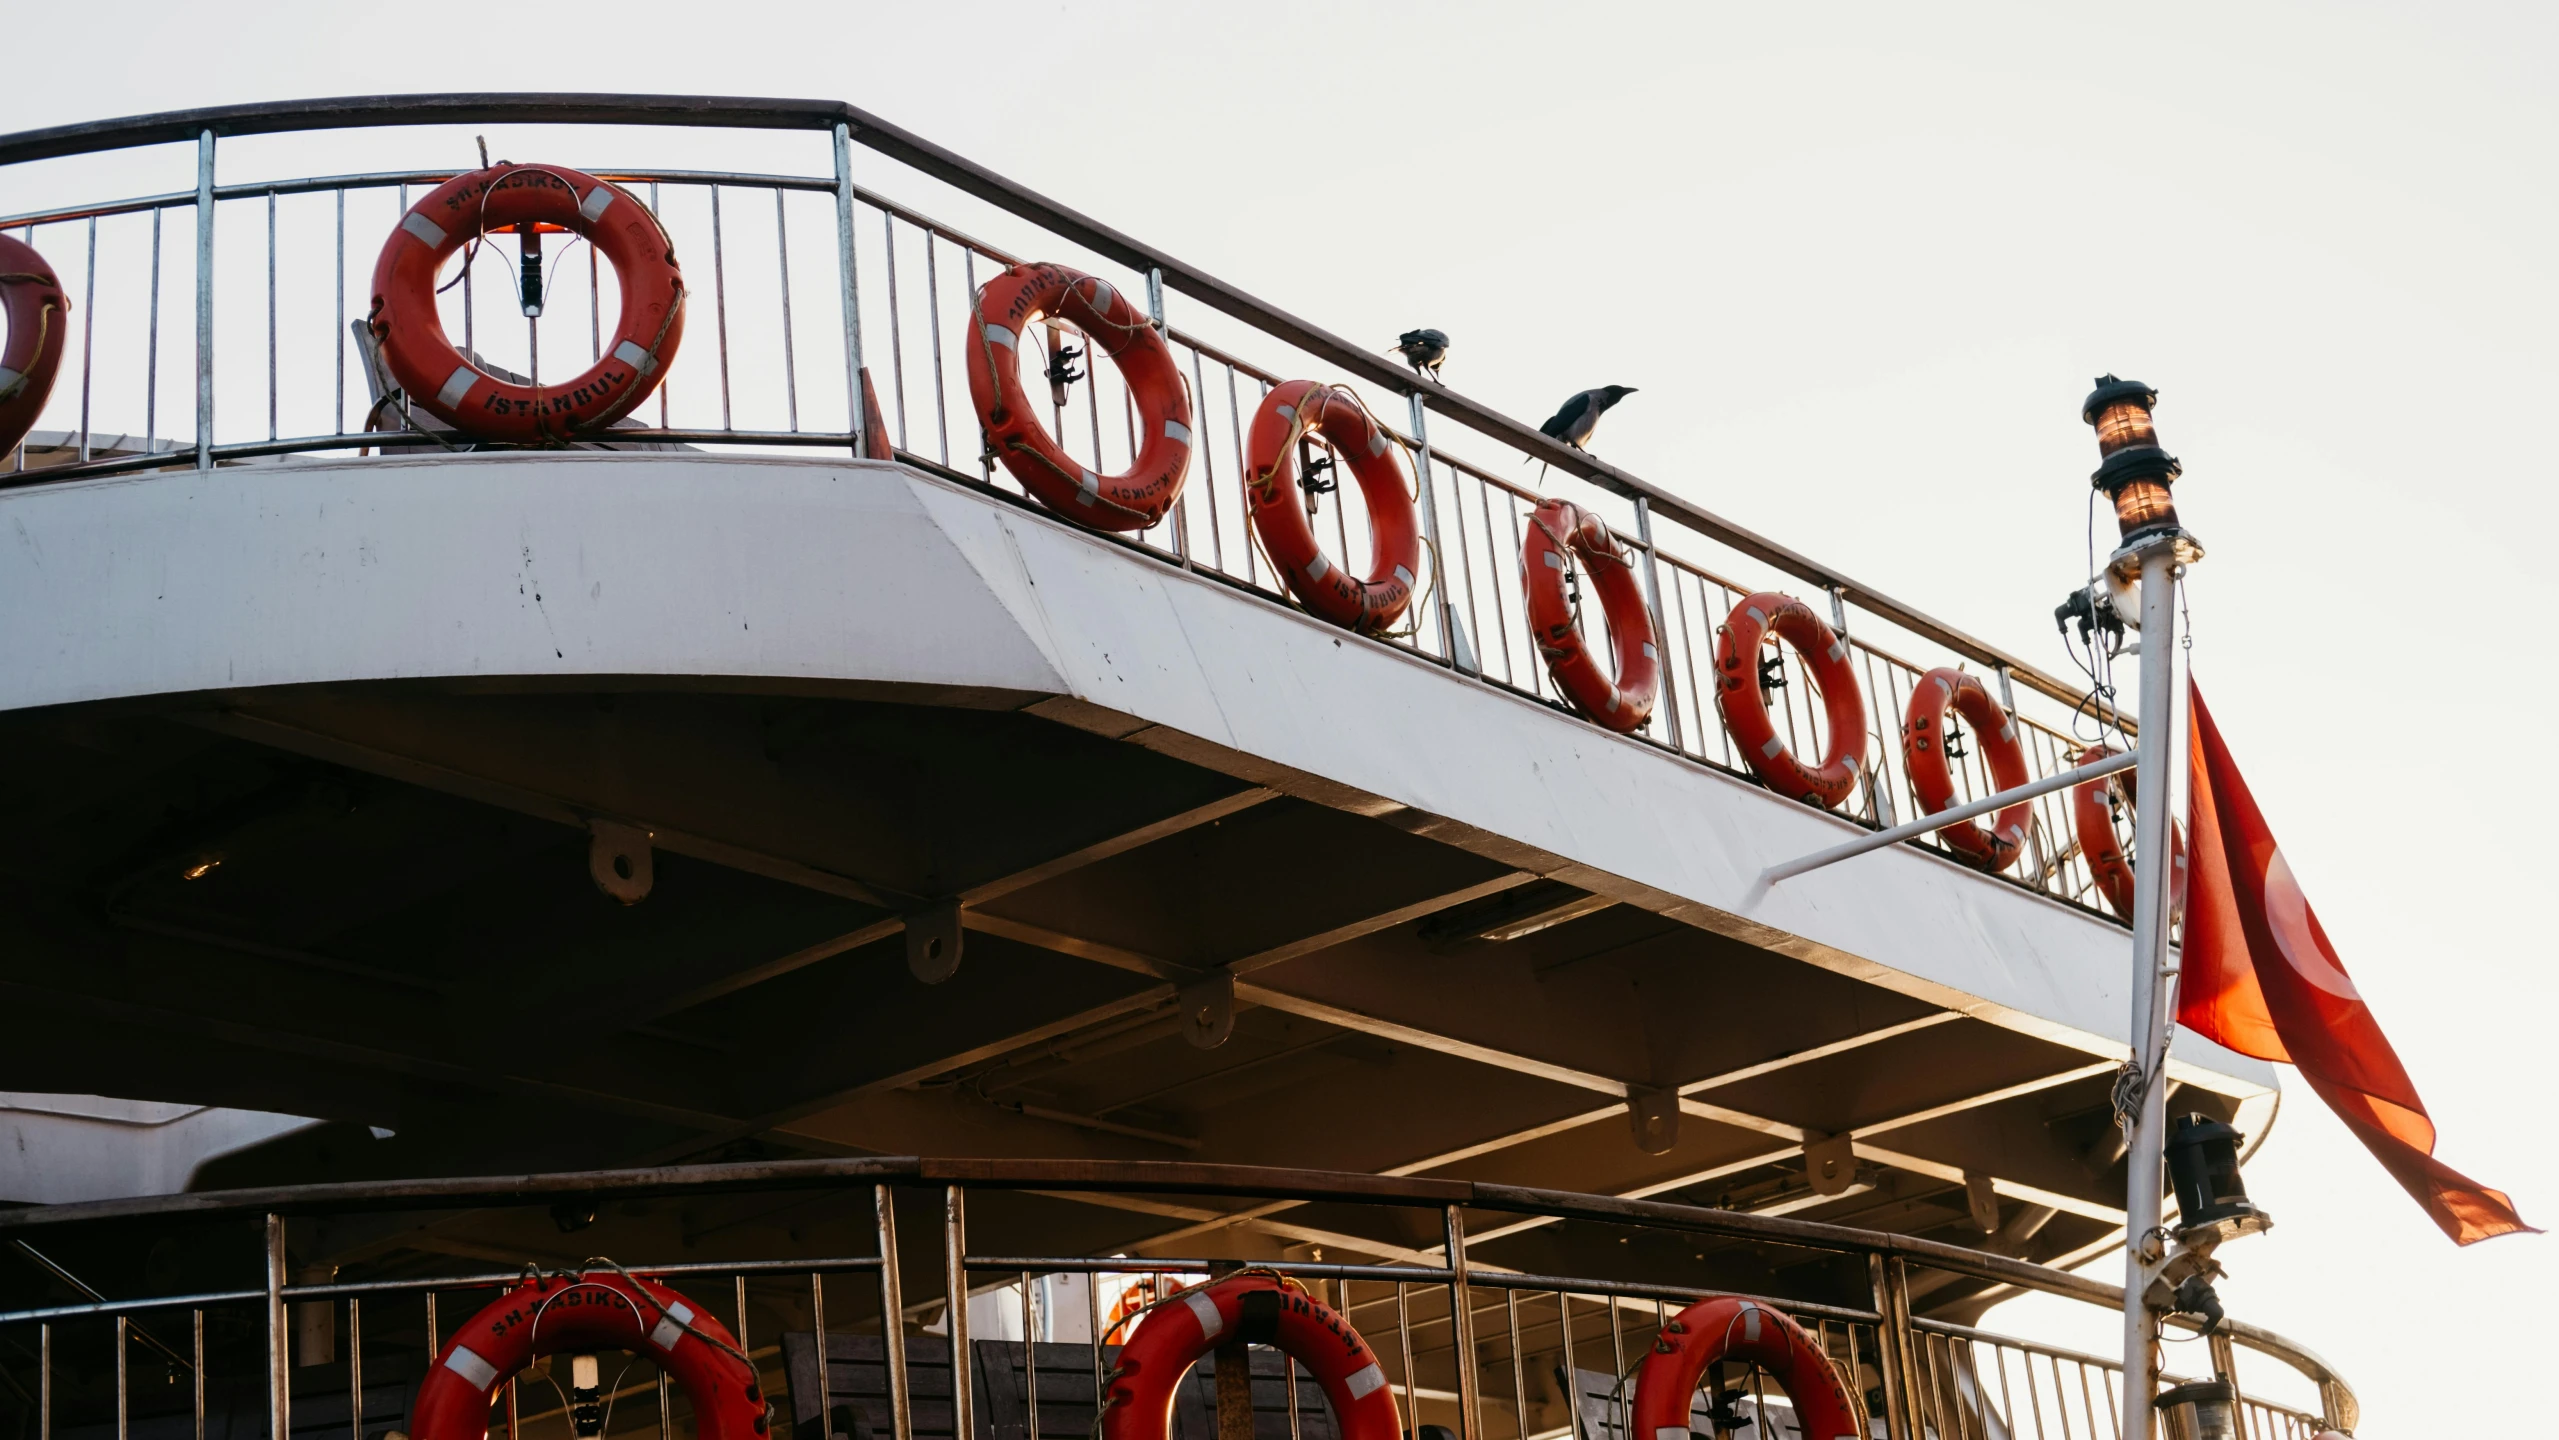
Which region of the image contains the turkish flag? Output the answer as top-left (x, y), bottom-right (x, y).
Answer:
top-left (2179, 682), bottom-right (2532, 1244)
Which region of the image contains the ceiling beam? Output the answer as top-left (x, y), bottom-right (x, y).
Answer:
top-left (1112, 1014), bottom-right (1957, 1254)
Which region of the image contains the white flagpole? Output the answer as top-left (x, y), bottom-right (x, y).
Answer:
top-left (2120, 535), bottom-right (2182, 1440)
top-left (2082, 374), bottom-right (2200, 1440)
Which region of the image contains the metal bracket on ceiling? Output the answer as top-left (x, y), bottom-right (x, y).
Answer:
top-left (1179, 971), bottom-right (1235, 1050)
top-left (906, 899), bottom-right (964, 984)
top-left (1626, 1086), bottom-right (1679, 1156)
top-left (588, 820), bottom-right (654, 905)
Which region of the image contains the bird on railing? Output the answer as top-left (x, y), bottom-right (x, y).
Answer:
top-left (1390, 328), bottom-right (1450, 381)
top-left (1533, 385), bottom-right (1638, 456)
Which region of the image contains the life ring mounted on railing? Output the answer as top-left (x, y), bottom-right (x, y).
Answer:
top-left (369, 161), bottom-right (686, 445)
top-left (1244, 380), bottom-right (1424, 635)
top-left (0, 234), bottom-right (71, 461)
top-left (1903, 666), bottom-right (2033, 871)
top-left (1098, 1272), bottom-right (1400, 1440)
top-left (966, 261), bottom-right (1192, 532)
top-left (1630, 1295), bottom-right (1861, 1440)
top-left (1713, 592), bottom-right (1866, 808)
top-left (409, 1268), bottom-right (767, 1440)
top-left (1522, 498), bottom-right (1659, 733)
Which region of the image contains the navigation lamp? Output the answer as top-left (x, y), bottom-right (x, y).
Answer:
top-left (570, 1354), bottom-right (603, 1438)
top-left (2081, 375), bottom-right (2183, 545)
top-left (2154, 1380), bottom-right (2239, 1440)
top-left (517, 222), bottom-right (545, 318)
top-left (2166, 1113), bottom-right (2258, 1229)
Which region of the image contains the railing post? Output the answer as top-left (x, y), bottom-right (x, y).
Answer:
top-left (1407, 393), bottom-right (1465, 672)
top-left (194, 128), bottom-right (215, 473)
top-left (943, 1186), bottom-right (972, 1440)
top-left (1443, 1205), bottom-right (1482, 1440)
top-left (1630, 495), bottom-right (1682, 750)
top-left (876, 1185), bottom-right (914, 1440)
top-left (1144, 267), bottom-right (1192, 569)
top-left (264, 1214), bottom-right (288, 1440)
top-left (831, 122), bottom-right (866, 457)
top-left (1867, 1254), bottom-right (1916, 1440)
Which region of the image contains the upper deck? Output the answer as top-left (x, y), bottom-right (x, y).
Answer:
top-left (0, 96), bottom-right (2268, 1308)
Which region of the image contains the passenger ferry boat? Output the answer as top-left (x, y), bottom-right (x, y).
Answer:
top-left (0, 95), bottom-right (2353, 1440)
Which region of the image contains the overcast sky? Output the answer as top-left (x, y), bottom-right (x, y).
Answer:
top-left (3, 2), bottom-right (2550, 1430)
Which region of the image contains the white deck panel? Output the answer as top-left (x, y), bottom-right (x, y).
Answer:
top-left (0, 452), bottom-right (2274, 1096)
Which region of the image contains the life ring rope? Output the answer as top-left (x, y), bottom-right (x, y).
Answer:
top-left (369, 162), bottom-right (686, 446)
top-left (1243, 380), bottom-right (1429, 636)
top-left (1524, 498), bottom-right (1660, 733)
top-left (965, 262), bottom-right (1192, 531)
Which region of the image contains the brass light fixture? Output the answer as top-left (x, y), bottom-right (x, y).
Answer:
top-left (2082, 375), bottom-right (2187, 548)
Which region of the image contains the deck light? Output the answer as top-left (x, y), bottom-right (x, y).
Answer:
top-left (2154, 1380), bottom-right (2239, 1440)
top-left (2082, 376), bottom-right (2183, 546)
top-left (570, 1354), bottom-right (603, 1437)
top-left (517, 222), bottom-right (545, 318)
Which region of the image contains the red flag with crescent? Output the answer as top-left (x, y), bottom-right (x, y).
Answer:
top-left (2178, 682), bottom-right (2532, 1244)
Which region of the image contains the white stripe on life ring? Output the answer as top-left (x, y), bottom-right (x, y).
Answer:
top-left (649, 1298), bottom-right (695, 1353)
top-left (1738, 1301), bottom-right (1763, 1342)
top-left (1544, 551), bottom-right (1564, 570)
top-left (1308, 553), bottom-right (1331, 580)
top-left (982, 324), bottom-right (1017, 349)
top-left (1345, 1363), bottom-right (1387, 1400)
top-left (0, 367), bottom-right (20, 395)
top-left (1077, 471), bottom-right (1100, 506)
top-left (401, 212), bottom-right (448, 249)
top-left (1827, 640), bottom-right (1847, 662)
top-left (444, 1345), bottom-right (500, 1391)
top-left (613, 340), bottom-right (657, 376)
top-left (1368, 428), bottom-right (1390, 456)
top-left (435, 365), bottom-right (479, 409)
top-left (1164, 419), bottom-right (1192, 445)
top-left (1641, 643), bottom-right (1658, 660)
top-left (1276, 404), bottom-right (1296, 422)
top-left (1085, 279), bottom-right (1117, 313)
top-left (1760, 736), bottom-right (1786, 760)
top-left (580, 186), bottom-right (616, 223)
top-left (1744, 605), bottom-right (1767, 625)
top-left (1183, 1290), bottom-right (1224, 1340)
top-left (1394, 565), bottom-right (1416, 589)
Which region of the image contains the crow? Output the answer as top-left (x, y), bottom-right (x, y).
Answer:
top-left (1536, 385), bottom-right (1637, 452)
top-left (1391, 328), bottom-right (1451, 382)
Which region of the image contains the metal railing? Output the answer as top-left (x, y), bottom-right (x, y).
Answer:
top-left (0, 94), bottom-right (2139, 915)
top-left (0, 1159), bottom-right (2349, 1440)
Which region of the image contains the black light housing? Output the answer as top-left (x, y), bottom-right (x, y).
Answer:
top-left (2081, 375), bottom-right (2184, 546)
top-left (2166, 1113), bottom-right (2259, 1230)
top-left (2154, 1380), bottom-right (2239, 1440)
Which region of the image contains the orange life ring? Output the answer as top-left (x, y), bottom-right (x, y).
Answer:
top-left (1631, 1296), bottom-right (1860, 1440)
top-left (1903, 667), bottom-right (2032, 870)
top-left (369, 162), bottom-right (685, 445)
top-left (1243, 380), bottom-right (1422, 634)
top-left (1100, 1274), bottom-right (1398, 1440)
top-left (410, 1271), bottom-right (767, 1440)
top-left (1522, 499), bottom-right (1659, 732)
top-left (1713, 592), bottom-right (1866, 808)
top-left (2071, 743), bottom-right (2186, 921)
top-left (0, 234), bottom-right (70, 460)
top-left (967, 261), bottom-right (1192, 532)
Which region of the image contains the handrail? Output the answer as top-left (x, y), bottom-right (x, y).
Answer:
top-left (0, 1153), bottom-right (2344, 1420)
top-left (0, 92), bottom-right (2112, 723)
